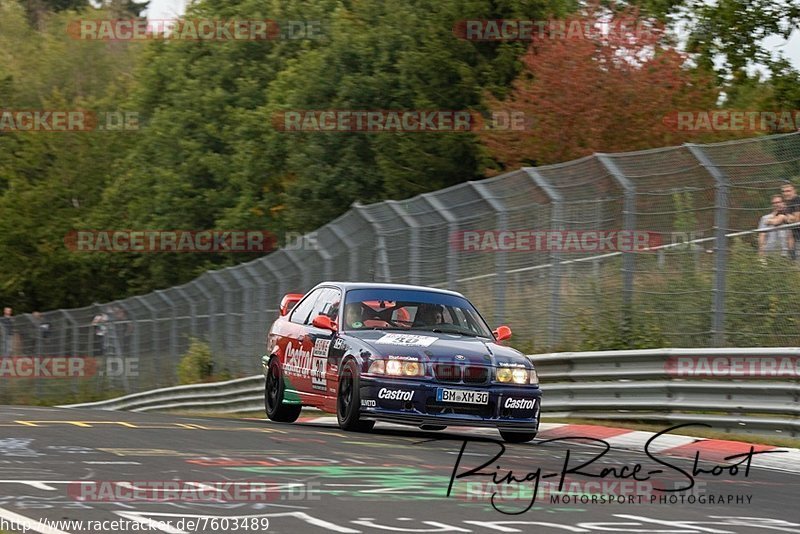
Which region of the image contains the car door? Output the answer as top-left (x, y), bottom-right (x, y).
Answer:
top-left (303, 287), bottom-right (342, 405)
top-left (281, 288), bottom-right (324, 396)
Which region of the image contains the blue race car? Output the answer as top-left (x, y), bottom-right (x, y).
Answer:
top-left (262, 282), bottom-right (541, 443)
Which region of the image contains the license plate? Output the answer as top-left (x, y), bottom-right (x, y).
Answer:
top-left (436, 388), bottom-right (489, 405)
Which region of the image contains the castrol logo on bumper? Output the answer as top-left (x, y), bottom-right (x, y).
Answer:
top-left (504, 398), bottom-right (535, 409)
top-left (378, 388), bottom-right (414, 401)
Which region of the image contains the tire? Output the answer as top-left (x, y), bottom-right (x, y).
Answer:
top-left (337, 360), bottom-right (375, 432)
top-left (499, 430), bottom-right (537, 443)
top-left (419, 425), bottom-right (447, 431)
top-left (265, 358), bottom-right (301, 423)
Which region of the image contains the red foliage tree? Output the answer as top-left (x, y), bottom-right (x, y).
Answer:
top-left (480, 11), bottom-right (722, 173)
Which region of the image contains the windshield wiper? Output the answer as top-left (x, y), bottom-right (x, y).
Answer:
top-left (428, 327), bottom-right (480, 337)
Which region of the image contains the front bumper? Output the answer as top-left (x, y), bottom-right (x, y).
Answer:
top-left (359, 377), bottom-right (541, 431)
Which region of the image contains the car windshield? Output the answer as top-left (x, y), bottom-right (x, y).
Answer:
top-left (342, 288), bottom-right (493, 338)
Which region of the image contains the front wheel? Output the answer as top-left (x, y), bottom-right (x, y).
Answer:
top-left (265, 358), bottom-right (301, 423)
top-left (499, 430), bottom-right (537, 443)
top-left (337, 360), bottom-right (375, 432)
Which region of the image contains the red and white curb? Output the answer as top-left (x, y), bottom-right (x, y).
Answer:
top-left (297, 417), bottom-right (800, 474)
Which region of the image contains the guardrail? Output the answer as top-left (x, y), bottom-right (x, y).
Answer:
top-left (60, 348), bottom-right (800, 437)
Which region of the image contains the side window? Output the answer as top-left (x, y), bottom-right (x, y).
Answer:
top-left (289, 289), bottom-right (323, 325)
top-left (309, 288), bottom-right (342, 324)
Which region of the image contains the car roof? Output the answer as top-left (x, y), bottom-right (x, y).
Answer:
top-left (314, 281), bottom-right (465, 298)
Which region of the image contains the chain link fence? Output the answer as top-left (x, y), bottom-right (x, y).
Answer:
top-left (3, 132), bottom-right (800, 403)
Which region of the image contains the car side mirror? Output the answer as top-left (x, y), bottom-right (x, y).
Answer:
top-left (280, 293), bottom-right (304, 316)
top-left (493, 325), bottom-right (512, 341)
top-left (312, 314), bottom-right (337, 332)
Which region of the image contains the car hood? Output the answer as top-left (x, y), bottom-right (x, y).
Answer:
top-left (344, 329), bottom-right (533, 369)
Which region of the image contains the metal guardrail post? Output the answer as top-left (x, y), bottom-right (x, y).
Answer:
top-left (421, 193), bottom-right (459, 291)
top-left (468, 181), bottom-right (508, 324)
top-left (353, 202), bottom-right (391, 282)
top-left (597, 154), bottom-right (637, 325)
top-left (524, 168), bottom-right (564, 347)
top-left (385, 200), bottom-right (421, 285)
top-left (687, 144), bottom-right (730, 347)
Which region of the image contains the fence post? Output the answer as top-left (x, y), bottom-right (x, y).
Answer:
top-left (133, 296), bottom-right (160, 383)
top-left (352, 202), bottom-right (391, 282)
top-left (114, 301), bottom-right (137, 392)
top-left (524, 168), bottom-right (564, 348)
top-left (228, 267), bottom-right (258, 372)
top-left (206, 271), bottom-right (238, 374)
top-left (153, 290), bottom-right (178, 371)
top-left (328, 221), bottom-right (360, 281)
top-left (597, 154), bottom-right (637, 329)
top-left (242, 262), bottom-right (269, 347)
top-left (385, 200), bottom-right (421, 285)
top-left (421, 193), bottom-right (459, 291)
top-left (687, 144), bottom-right (730, 347)
top-left (468, 181), bottom-right (508, 324)
top-left (174, 285), bottom-right (197, 338)
top-left (283, 249), bottom-right (309, 290)
top-left (189, 279), bottom-right (215, 356)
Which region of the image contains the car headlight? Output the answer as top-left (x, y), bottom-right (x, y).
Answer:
top-left (496, 367), bottom-right (535, 385)
top-left (512, 368), bottom-right (528, 384)
top-left (496, 367), bottom-right (513, 382)
top-left (368, 359), bottom-right (424, 377)
top-left (386, 360), bottom-right (403, 375)
top-left (402, 361), bottom-right (422, 376)
top-left (368, 360), bottom-right (385, 374)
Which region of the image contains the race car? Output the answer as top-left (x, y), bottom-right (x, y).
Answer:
top-left (262, 282), bottom-right (541, 443)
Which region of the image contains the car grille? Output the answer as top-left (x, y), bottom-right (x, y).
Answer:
top-left (432, 364), bottom-right (489, 384)
top-left (425, 398), bottom-right (494, 417)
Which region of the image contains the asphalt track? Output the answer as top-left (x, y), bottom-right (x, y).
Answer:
top-left (0, 406), bottom-right (798, 534)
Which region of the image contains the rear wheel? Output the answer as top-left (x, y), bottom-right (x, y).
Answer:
top-left (337, 360), bottom-right (375, 432)
top-left (265, 358), bottom-right (301, 423)
top-left (499, 430), bottom-right (536, 443)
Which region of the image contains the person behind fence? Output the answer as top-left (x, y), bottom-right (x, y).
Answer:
top-left (772, 180), bottom-right (800, 259)
top-left (759, 195), bottom-right (790, 256)
top-left (91, 309), bottom-right (109, 356)
top-left (0, 307), bottom-right (13, 356)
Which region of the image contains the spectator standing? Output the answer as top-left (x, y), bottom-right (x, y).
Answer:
top-left (759, 195), bottom-right (790, 256)
top-left (774, 181), bottom-right (800, 259)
